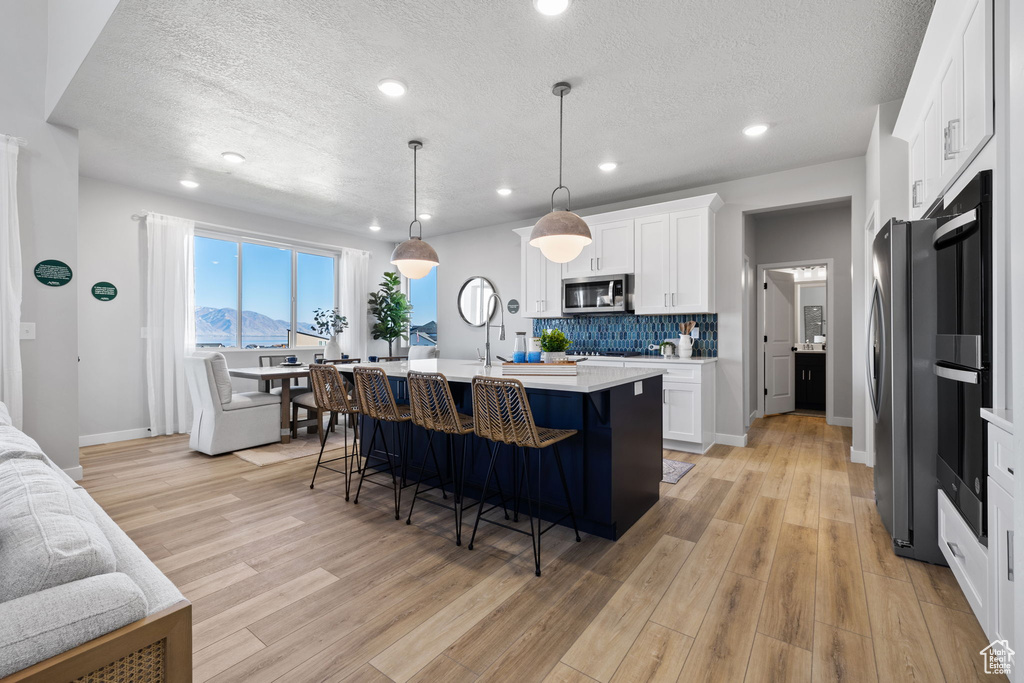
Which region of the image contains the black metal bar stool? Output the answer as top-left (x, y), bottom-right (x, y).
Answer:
top-left (404, 371), bottom-right (477, 545)
top-left (467, 375), bottom-right (581, 576)
top-left (352, 366), bottom-right (414, 519)
top-left (302, 364), bottom-right (361, 499)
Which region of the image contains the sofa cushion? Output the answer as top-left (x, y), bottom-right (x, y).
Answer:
top-left (0, 401), bottom-right (11, 426)
top-left (0, 425), bottom-right (46, 466)
top-left (75, 490), bottom-right (186, 615)
top-left (0, 459), bottom-right (116, 603)
top-left (0, 572), bottom-right (148, 678)
top-left (209, 353), bottom-right (234, 405)
top-left (223, 391), bottom-right (281, 411)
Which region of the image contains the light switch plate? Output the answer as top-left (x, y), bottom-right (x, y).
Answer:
top-left (19, 323), bottom-right (35, 340)
top-left (634, 381), bottom-right (643, 395)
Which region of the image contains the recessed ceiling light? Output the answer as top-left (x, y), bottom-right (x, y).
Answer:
top-left (534, 0), bottom-right (570, 16)
top-left (418, 213), bottom-right (432, 220)
top-left (221, 151), bottom-right (245, 163)
top-left (377, 78), bottom-right (407, 97)
top-left (180, 179), bottom-right (199, 188)
top-left (369, 224), bottom-right (381, 232)
top-left (497, 188), bottom-right (512, 196)
top-left (599, 162), bottom-right (618, 172)
top-left (743, 124), bottom-right (769, 137)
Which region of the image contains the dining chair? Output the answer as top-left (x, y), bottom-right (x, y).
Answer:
top-left (299, 364), bottom-right (361, 499)
top-left (258, 354), bottom-right (310, 395)
top-left (467, 375), bottom-right (581, 576)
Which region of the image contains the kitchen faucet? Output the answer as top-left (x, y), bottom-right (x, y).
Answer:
top-left (483, 292), bottom-right (505, 368)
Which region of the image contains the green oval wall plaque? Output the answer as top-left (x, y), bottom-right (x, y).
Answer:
top-left (91, 282), bottom-right (117, 301)
top-left (33, 259), bottom-right (73, 287)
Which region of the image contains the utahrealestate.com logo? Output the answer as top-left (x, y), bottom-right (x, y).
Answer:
top-left (980, 639), bottom-right (1014, 676)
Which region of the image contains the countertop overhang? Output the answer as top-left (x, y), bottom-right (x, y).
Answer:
top-left (352, 358), bottom-right (665, 393)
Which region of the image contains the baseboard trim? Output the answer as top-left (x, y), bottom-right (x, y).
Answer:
top-left (828, 416), bottom-right (853, 427)
top-left (715, 433), bottom-right (748, 448)
top-left (79, 428), bottom-right (151, 448)
top-left (747, 411), bottom-right (757, 427)
top-left (850, 448), bottom-right (873, 467)
top-left (63, 466), bottom-right (84, 482)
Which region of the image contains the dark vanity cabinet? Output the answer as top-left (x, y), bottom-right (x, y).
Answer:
top-left (795, 353), bottom-right (826, 411)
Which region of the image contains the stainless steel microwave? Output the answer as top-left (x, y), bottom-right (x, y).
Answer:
top-left (562, 274), bottom-right (634, 314)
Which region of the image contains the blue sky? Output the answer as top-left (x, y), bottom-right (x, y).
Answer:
top-left (194, 236), bottom-right (333, 324)
top-left (409, 267), bottom-right (437, 325)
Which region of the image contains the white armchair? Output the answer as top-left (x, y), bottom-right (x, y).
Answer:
top-left (185, 353), bottom-right (281, 455)
top-left (408, 346), bottom-right (438, 360)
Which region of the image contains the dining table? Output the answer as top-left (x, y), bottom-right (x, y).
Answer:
top-left (227, 365), bottom-right (311, 443)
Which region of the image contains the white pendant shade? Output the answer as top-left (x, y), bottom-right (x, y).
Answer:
top-left (394, 259), bottom-right (437, 279)
top-left (530, 210), bottom-right (592, 263)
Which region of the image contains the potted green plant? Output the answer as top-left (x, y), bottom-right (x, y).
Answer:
top-left (659, 340), bottom-right (677, 357)
top-left (312, 307), bottom-right (348, 360)
top-left (367, 271), bottom-right (413, 357)
top-left (539, 328), bottom-right (572, 363)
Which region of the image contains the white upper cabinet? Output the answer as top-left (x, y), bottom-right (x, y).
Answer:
top-left (515, 228), bottom-right (562, 318)
top-left (563, 219), bottom-right (635, 277)
top-left (634, 204), bottom-right (719, 314)
top-left (896, 0), bottom-right (993, 219)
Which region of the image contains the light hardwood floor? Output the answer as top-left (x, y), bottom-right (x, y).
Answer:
top-left (80, 415), bottom-right (1001, 682)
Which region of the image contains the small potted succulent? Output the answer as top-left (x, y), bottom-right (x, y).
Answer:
top-left (313, 307), bottom-right (348, 360)
top-left (540, 328), bottom-right (572, 363)
top-left (659, 340), bottom-right (677, 357)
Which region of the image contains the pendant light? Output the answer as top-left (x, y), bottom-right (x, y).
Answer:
top-left (391, 140), bottom-right (439, 279)
top-left (530, 82), bottom-right (592, 263)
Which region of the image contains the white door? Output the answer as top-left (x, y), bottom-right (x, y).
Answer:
top-left (988, 479), bottom-right (1015, 647)
top-left (562, 240), bottom-right (596, 277)
top-left (939, 53), bottom-right (962, 183)
top-left (593, 220), bottom-right (634, 274)
top-left (960, 0), bottom-right (990, 160)
top-left (924, 99), bottom-right (942, 203)
top-left (910, 131), bottom-right (926, 217)
top-left (763, 270), bottom-right (796, 415)
top-left (670, 210), bottom-right (708, 311)
top-left (521, 239), bottom-right (544, 317)
top-left (633, 214), bottom-right (671, 313)
top-left (663, 380), bottom-right (700, 442)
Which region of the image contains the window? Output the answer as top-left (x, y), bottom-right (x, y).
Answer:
top-left (408, 268), bottom-right (437, 346)
top-left (193, 234), bottom-right (336, 349)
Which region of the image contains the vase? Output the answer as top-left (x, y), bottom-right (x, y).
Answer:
top-left (541, 351), bottom-right (566, 364)
top-left (325, 334), bottom-right (343, 361)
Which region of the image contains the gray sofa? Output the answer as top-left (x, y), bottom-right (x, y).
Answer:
top-left (0, 402), bottom-right (190, 681)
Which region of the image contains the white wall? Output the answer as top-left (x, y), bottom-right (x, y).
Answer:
top-left (1, 1), bottom-right (82, 477)
top-left (754, 204), bottom-right (853, 421)
top-left (429, 157), bottom-right (866, 444)
top-left (76, 175), bottom-right (395, 444)
top-left (428, 226), bottom-right (533, 362)
top-left (44, 0), bottom-right (119, 118)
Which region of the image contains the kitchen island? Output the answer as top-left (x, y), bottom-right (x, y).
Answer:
top-left (345, 359), bottom-right (664, 540)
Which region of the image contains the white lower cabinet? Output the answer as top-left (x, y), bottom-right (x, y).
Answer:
top-left (988, 477), bottom-right (1014, 658)
top-left (576, 359), bottom-right (716, 453)
top-left (937, 490), bottom-right (989, 622)
top-left (663, 380), bottom-right (699, 443)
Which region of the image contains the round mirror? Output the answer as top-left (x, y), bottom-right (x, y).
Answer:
top-left (457, 277), bottom-right (496, 327)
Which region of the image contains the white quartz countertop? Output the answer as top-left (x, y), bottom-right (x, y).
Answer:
top-left (981, 408), bottom-right (1014, 434)
top-left (577, 356), bottom-right (718, 365)
top-left (352, 358), bottom-right (665, 393)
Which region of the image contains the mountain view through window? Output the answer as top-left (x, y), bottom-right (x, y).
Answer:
top-left (194, 235), bottom-right (335, 349)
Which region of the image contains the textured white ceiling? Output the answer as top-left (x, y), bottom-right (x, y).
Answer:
top-left (53, 0), bottom-right (932, 241)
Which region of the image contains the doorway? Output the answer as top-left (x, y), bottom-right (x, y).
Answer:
top-left (757, 259), bottom-right (835, 422)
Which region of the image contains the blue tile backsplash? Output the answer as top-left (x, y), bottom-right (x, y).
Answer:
top-left (532, 314), bottom-right (718, 357)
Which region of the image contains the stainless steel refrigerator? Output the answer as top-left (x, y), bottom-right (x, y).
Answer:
top-left (868, 218), bottom-right (945, 565)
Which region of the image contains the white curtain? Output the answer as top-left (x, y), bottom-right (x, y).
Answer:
top-left (0, 136), bottom-right (22, 428)
top-left (145, 212), bottom-right (196, 435)
top-left (338, 248), bottom-right (370, 360)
